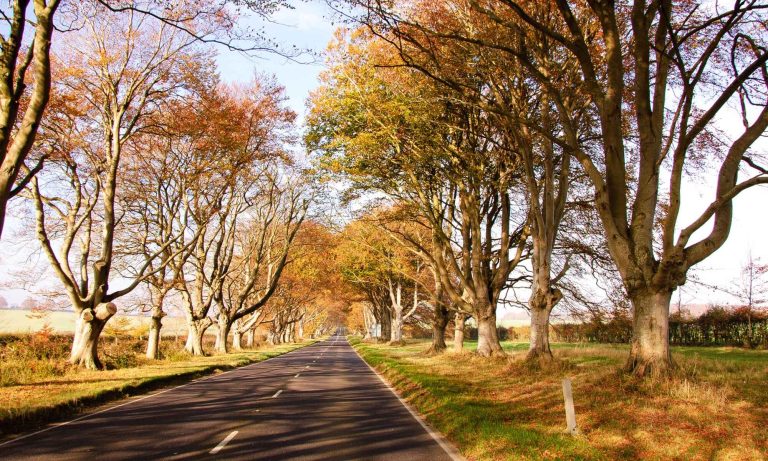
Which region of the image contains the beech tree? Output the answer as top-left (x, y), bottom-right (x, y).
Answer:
top-left (0, 0), bottom-right (59, 239)
top-left (252, 221), bottom-right (341, 346)
top-left (169, 78), bottom-right (300, 356)
top-left (341, 0), bottom-right (768, 375)
top-left (26, 8), bottom-right (202, 368)
top-left (308, 30), bottom-right (529, 356)
top-left (212, 169), bottom-right (309, 353)
top-left (0, 0), bottom-right (302, 240)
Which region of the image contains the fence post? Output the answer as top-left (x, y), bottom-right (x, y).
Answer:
top-left (562, 378), bottom-right (578, 435)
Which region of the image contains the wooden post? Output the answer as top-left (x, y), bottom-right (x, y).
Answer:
top-left (562, 378), bottom-right (578, 435)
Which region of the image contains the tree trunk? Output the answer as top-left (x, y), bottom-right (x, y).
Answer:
top-left (427, 304), bottom-right (449, 354)
top-left (216, 316), bottom-right (230, 353)
top-left (476, 312), bottom-right (504, 357)
top-left (626, 289), bottom-right (674, 376)
top-left (527, 306), bottom-right (553, 362)
top-left (453, 313), bottom-right (466, 352)
top-left (230, 318), bottom-right (242, 351)
top-left (363, 303), bottom-right (375, 340)
top-left (185, 319), bottom-right (211, 356)
top-left (146, 314), bottom-right (162, 360)
top-left (232, 330), bottom-right (242, 350)
top-left (380, 308), bottom-right (392, 342)
top-left (246, 329), bottom-right (255, 348)
top-left (526, 285), bottom-right (562, 362)
top-left (390, 306), bottom-right (404, 344)
top-left (267, 329), bottom-right (278, 345)
top-left (70, 303), bottom-right (117, 370)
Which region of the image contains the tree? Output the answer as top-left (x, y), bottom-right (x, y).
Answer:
top-left (27, 7), bottom-right (202, 369)
top-left (212, 168), bottom-right (310, 353)
top-left (0, 0), bottom-right (302, 240)
top-left (246, 221), bottom-right (341, 346)
top-left (737, 251), bottom-right (768, 346)
top-left (165, 77), bottom-right (302, 355)
top-left (0, 0), bottom-right (59, 239)
top-left (343, 0), bottom-right (768, 375)
top-left (307, 29), bottom-right (529, 356)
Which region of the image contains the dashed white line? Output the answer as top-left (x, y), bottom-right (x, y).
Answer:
top-left (294, 373), bottom-right (300, 378)
top-left (0, 341), bottom-right (313, 449)
top-left (210, 431), bottom-right (238, 454)
top-left (305, 365), bottom-right (310, 368)
top-left (272, 389), bottom-right (283, 398)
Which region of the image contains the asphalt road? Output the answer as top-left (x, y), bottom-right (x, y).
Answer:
top-left (0, 334), bottom-right (459, 460)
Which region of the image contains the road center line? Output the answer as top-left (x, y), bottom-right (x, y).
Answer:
top-left (305, 365), bottom-right (310, 368)
top-left (294, 373), bottom-right (300, 378)
top-left (210, 431), bottom-right (238, 454)
top-left (272, 389), bottom-right (283, 398)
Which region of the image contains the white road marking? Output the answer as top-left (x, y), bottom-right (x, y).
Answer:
top-left (210, 431), bottom-right (238, 454)
top-left (0, 343), bottom-right (316, 449)
top-left (294, 373), bottom-right (300, 378)
top-left (305, 365), bottom-right (310, 368)
top-left (272, 389), bottom-right (283, 398)
top-left (352, 340), bottom-right (465, 461)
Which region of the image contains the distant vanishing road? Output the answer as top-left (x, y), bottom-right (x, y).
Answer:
top-left (0, 334), bottom-right (460, 460)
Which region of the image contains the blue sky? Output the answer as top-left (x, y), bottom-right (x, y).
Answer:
top-left (214, 1), bottom-right (338, 122)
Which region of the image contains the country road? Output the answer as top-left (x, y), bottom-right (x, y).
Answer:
top-left (0, 334), bottom-right (459, 460)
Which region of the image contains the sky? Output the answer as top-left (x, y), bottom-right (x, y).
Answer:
top-left (214, 2), bottom-right (338, 122)
top-left (1, 0), bottom-right (767, 320)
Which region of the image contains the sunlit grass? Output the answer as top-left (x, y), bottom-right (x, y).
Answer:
top-left (352, 338), bottom-right (768, 461)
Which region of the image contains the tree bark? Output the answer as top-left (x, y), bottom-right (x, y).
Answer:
top-left (379, 307), bottom-right (392, 342)
top-left (453, 313), bottom-right (466, 352)
top-left (427, 304), bottom-right (449, 354)
top-left (527, 306), bottom-right (553, 362)
top-left (626, 289), bottom-right (674, 376)
top-left (476, 311), bottom-right (504, 357)
top-left (267, 328), bottom-right (278, 345)
top-left (390, 306), bottom-right (404, 344)
top-left (526, 286), bottom-right (562, 362)
top-left (70, 303), bottom-right (117, 370)
top-left (232, 330), bottom-right (243, 350)
top-left (146, 314), bottom-right (162, 359)
top-left (246, 329), bottom-right (255, 348)
top-left (216, 315), bottom-right (230, 353)
top-left (185, 319), bottom-right (211, 356)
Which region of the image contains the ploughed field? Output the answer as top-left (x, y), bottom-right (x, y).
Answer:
top-left (352, 338), bottom-right (768, 461)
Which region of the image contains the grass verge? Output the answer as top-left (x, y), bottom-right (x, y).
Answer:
top-left (0, 341), bottom-right (313, 438)
top-left (351, 338), bottom-right (768, 461)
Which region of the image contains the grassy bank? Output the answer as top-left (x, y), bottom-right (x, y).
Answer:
top-left (351, 338), bottom-right (768, 461)
top-left (0, 335), bottom-right (313, 437)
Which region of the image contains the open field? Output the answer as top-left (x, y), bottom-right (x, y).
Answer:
top-left (352, 338), bottom-right (768, 461)
top-left (0, 334), bottom-right (313, 437)
top-left (0, 308), bottom-right (190, 335)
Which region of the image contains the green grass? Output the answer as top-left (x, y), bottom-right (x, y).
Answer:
top-left (0, 340), bottom-right (314, 437)
top-left (352, 338), bottom-right (768, 461)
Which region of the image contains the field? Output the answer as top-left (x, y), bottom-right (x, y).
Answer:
top-left (0, 332), bottom-right (312, 438)
top-left (351, 339), bottom-right (768, 461)
top-left (0, 308), bottom-right (190, 335)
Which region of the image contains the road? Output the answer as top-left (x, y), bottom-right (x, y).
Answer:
top-left (0, 334), bottom-right (459, 460)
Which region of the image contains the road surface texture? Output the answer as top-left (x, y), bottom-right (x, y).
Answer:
top-left (0, 334), bottom-right (460, 460)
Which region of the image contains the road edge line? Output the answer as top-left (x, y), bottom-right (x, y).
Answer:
top-left (350, 340), bottom-right (466, 461)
